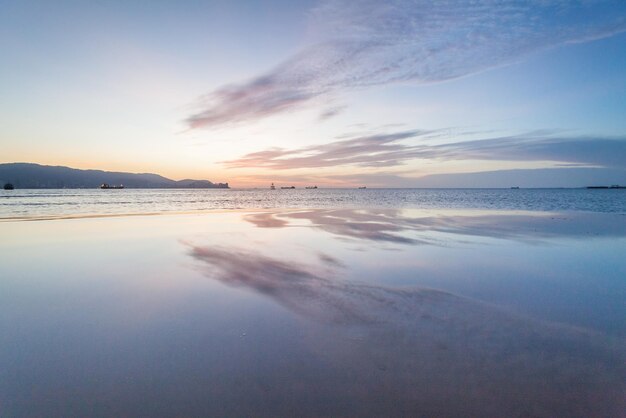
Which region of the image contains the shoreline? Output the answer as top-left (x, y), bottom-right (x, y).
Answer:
top-left (2, 206), bottom-right (623, 223)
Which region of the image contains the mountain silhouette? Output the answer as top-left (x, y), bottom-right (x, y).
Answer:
top-left (0, 163), bottom-right (228, 189)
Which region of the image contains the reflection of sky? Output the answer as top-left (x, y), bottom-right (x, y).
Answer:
top-left (242, 208), bottom-right (626, 334)
top-left (1, 211), bottom-right (625, 416)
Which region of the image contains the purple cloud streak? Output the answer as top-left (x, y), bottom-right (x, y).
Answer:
top-left (225, 130), bottom-right (626, 169)
top-left (186, 0), bottom-right (626, 128)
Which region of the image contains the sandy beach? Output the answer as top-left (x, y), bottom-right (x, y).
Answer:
top-left (1, 209), bottom-right (624, 417)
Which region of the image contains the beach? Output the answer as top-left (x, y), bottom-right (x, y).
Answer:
top-left (1, 201), bottom-right (625, 417)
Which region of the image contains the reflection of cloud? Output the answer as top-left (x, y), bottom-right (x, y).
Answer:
top-left (186, 0), bottom-right (626, 128)
top-left (245, 209), bottom-right (626, 244)
top-left (187, 242), bottom-right (483, 325)
top-left (226, 130), bottom-right (626, 169)
top-left (246, 210), bottom-right (423, 244)
top-left (186, 242), bottom-right (625, 416)
top-left (187, 244), bottom-right (371, 323)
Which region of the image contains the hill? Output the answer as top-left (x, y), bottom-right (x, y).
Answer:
top-left (0, 163), bottom-right (229, 189)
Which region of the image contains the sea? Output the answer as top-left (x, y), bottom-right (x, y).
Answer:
top-left (1, 188), bottom-right (625, 417)
top-left (1, 187), bottom-right (625, 219)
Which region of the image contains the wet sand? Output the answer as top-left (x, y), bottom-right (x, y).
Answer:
top-left (1, 210), bottom-right (624, 417)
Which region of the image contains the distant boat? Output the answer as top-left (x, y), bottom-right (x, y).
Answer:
top-left (281, 186), bottom-right (296, 189)
top-left (100, 183), bottom-right (124, 189)
top-left (358, 186), bottom-right (367, 189)
top-left (305, 186), bottom-right (317, 189)
top-left (510, 186), bottom-right (520, 189)
top-left (3, 183), bottom-right (14, 190)
top-left (270, 183), bottom-right (276, 190)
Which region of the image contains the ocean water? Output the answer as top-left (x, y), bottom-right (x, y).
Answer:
top-left (1, 191), bottom-right (625, 417)
top-left (1, 187), bottom-right (625, 219)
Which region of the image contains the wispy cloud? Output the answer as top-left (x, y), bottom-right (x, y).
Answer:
top-left (317, 105), bottom-right (346, 121)
top-left (334, 167), bottom-right (626, 188)
top-left (186, 0), bottom-right (626, 128)
top-left (225, 130), bottom-right (626, 169)
top-left (225, 129), bottom-right (431, 169)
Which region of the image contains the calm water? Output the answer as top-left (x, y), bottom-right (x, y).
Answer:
top-left (1, 193), bottom-right (625, 416)
top-left (1, 188), bottom-right (625, 219)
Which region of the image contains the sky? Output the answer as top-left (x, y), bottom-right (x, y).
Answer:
top-left (1, 0), bottom-right (626, 187)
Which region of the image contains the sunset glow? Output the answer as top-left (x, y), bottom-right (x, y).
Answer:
top-left (2, 0), bottom-right (625, 186)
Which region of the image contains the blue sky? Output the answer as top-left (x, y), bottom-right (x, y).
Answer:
top-left (1, 0), bottom-right (625, 187)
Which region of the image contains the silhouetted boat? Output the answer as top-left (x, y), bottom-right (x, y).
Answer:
top-left (305, 186), bottom-right (317, 189)
top-left (100, 183), bottom-right (124, 189)
top-left (358, 186), bottom-right (366, 189)
top-left (587, 185), bottom-right (625, 189)
top-left (270, 183), bottom-right (276, 190)
top-left (511, 186), bottom-right (520, 189)
top-left (281, 186), bottom-right (296, 189)
top-left (3, 183), bottom-right (14, 190)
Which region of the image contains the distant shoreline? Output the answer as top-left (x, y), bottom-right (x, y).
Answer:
top-left (2, 186), bottom-right (626, 190)
top-left (0, 162), bottom-right (229, 189)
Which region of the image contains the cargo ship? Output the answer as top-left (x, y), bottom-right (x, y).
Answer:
top-left (100, 183), bottom-right (124, 189)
